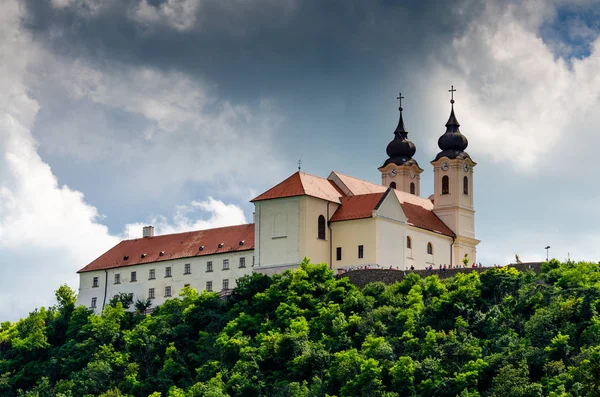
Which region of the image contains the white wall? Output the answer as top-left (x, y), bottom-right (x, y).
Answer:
top-left (375, 217), bottom-right (406, 268)
top-left (254, 197), bottom-right (301, 267)
top-left (76, 249), bottom-right (254, 314)
top-left (405, 227), bottom-right (453, 269)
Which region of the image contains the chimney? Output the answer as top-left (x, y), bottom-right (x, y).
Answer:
top-left (142, 226), bottom-right (155, 238)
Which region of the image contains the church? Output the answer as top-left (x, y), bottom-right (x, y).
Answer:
top-left (75, 90), bottom-right (479, 313)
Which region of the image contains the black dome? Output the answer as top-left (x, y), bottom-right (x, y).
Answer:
top-left (433, 104), bottom-right (471, 162)
top-left (382, 107), bottom-right (418, 167)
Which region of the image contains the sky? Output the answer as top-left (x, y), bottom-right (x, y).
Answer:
top-left (2, 0), bottom-right (600, 321)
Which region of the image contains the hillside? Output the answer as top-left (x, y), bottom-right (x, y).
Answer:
top-left (1, 259), bottom-right (600, 396)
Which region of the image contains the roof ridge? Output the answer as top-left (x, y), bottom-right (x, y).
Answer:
top-left (122, 223), bottom-right (254, 242)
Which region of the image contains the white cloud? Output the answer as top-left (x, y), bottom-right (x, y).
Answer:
top-left (417, 0), bottom-right (600, 171)
top-left (0, 0), bottom-right (119, 321)
top-left (123, 197), bottom-right (247, 239)
top-left (131, 0), bottom-right (202, 31)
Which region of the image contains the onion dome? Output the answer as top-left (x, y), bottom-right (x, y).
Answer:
top-left (382, 97), bottom-right (419, 168)
top-left (433, 90), bottom-right (471, 162)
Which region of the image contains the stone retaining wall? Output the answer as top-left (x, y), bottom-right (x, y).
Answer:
top-left (337, 262), bottom-right (543, 289)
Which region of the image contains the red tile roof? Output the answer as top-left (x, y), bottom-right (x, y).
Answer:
top-left (330, 192), bottom-right (385, 221)
top-left (330, 171), bottom-right (436, 210)
top-left (329, 171), bottom-right (387, 196)
top-left (401, 202), bottom-right (454, 237)
top-left (328, 187), bottom-right (454, 237)
top-left (252, 172), bottom-right (343, 203)
top-left (78, 224), bottom-right (255, 273)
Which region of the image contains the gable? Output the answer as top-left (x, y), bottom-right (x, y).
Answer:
top-left (374, 189), bottom-right (407, 223)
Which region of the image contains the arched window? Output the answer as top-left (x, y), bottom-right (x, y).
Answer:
top-left (442, 175), bottom-right (449, 195)
top-left (427, 242), bottom-right (433, 255)
top-left (410, 182), bottom-right (415, 195)
top-left (406, 236), bottom-right (412, 249)
top-left (318, 215), bottom-right (326, 240)
top-left (389, 181), bottom-right (396, 189)
top-left (463, 176), bottom-right (468, 195)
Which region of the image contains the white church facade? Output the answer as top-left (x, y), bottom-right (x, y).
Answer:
top-left (76, 92), bottom-right (479, 313)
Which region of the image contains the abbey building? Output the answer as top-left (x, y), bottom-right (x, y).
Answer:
top-left (76, 93), bottom-right (479, 313)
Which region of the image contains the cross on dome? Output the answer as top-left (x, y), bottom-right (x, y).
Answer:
top-left (449, 85), bottom-right (456, 104)
top-left (396, 92), bottom-right (404, 110)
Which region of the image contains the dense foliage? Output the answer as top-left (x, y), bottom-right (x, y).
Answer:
top-left (2, 259), bottom-right (600, 396)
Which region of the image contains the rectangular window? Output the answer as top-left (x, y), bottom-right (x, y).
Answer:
top-left (114, 273), bottom-right (121, 284)
top-left (184, 284), bottom-right (190, 288)
top-left (184, 263), bottom-right (191, 274)
top-left (165, 286), bottom-right (172, 297)
top-left (148, 288), bottom-right (155, 299)
top-left (252, 256), bottom-right (255, 266)
top-left (223, 259), bottom-right (229, 270)
top-left (206, 261), bottom-right (213, 272)
top-left (92, 277), bottom-right (99, 288)
top-left (165, 267), bottom-right (172, 277)
top-left (222, 279), bottom-right (229, 290)
top-left (358, 245), bottom-right (364, 259)
top-left (239, 257), bottom-right (246, 268)
top-left (336, 247), bottom-right (342, 261)
top-left (149, 269), bottom-right (155, 280)
top-left (131, 271), bottom-right (137, 282)
top-left (91, 297), bottom-right (97, 308)
top-left (206, 281), bottom-right (213, 292)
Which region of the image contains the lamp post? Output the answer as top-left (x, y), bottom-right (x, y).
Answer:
top-left (545, 246), bottom-right (551, 261)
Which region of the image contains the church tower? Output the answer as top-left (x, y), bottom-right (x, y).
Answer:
top-left (378, 93), bottom-right (423, 195)
top-left (431, 87), bottom-right (479, 266)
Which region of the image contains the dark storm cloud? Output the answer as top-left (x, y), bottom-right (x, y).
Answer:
top-left (22, 0), bottom-right (484, 102)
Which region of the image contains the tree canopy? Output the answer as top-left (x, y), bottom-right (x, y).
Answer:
top-left (2, 259), bottom-right (600, 396)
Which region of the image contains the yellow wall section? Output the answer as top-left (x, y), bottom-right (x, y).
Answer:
top-left (331, 218), bottom-right (377, 268)
top-left (298, 196), bottom-right (338, 266)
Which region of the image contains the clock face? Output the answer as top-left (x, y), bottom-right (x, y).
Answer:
top-left (463, 163), bottom-right (470, 172)
top-left (441, 162), bottom-right (449, 171)
top-left (388, 168), bottom-right (397, 177)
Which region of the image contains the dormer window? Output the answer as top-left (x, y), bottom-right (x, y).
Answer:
top-left (199, 246), bottom-right (204, 251)
top-left (160, 251), bottom-right (165, 256)
top-left (141, 253), bottom-right (147, 258)
top-left (123, 256), bottom-right (129, 261)
top-left (239, 240), bottom-right (245, 246)
top-left (218, 243), bottom-right (224, 248)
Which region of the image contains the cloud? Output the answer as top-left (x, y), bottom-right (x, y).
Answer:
top-left (411, 1), bottom-right (600, 171)
top-left (123, 197), bottom-right (247, 239)
top-left (0, 0), bottom-right (262, 321)
top-left (30, 53), bottom-right (286, 204)
top-left (0, 0), bottom-right (120, 321)
top-left (131, 0), bottom-right (202, 31)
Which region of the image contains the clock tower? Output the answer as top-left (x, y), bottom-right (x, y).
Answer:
top-left (378, 93), bottom-right (423, 195)
top-left (431, 87), bottom-right (479, 266)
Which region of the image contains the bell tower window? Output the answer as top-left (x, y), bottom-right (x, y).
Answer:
top-left (406, 236), bottom-right (412, 249)
top-left (427, 242), bottom-right (433, 255)
top-left (463, 176), bottom-right (468, 195)
top-left (318, 215), bottom-right (326, 240)
top-left (442, 175), bottom-right (449, 195)
top-left (389, 181), bottom-right (397, 189)
top-left (410, 182), bottom-right (415, 195)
